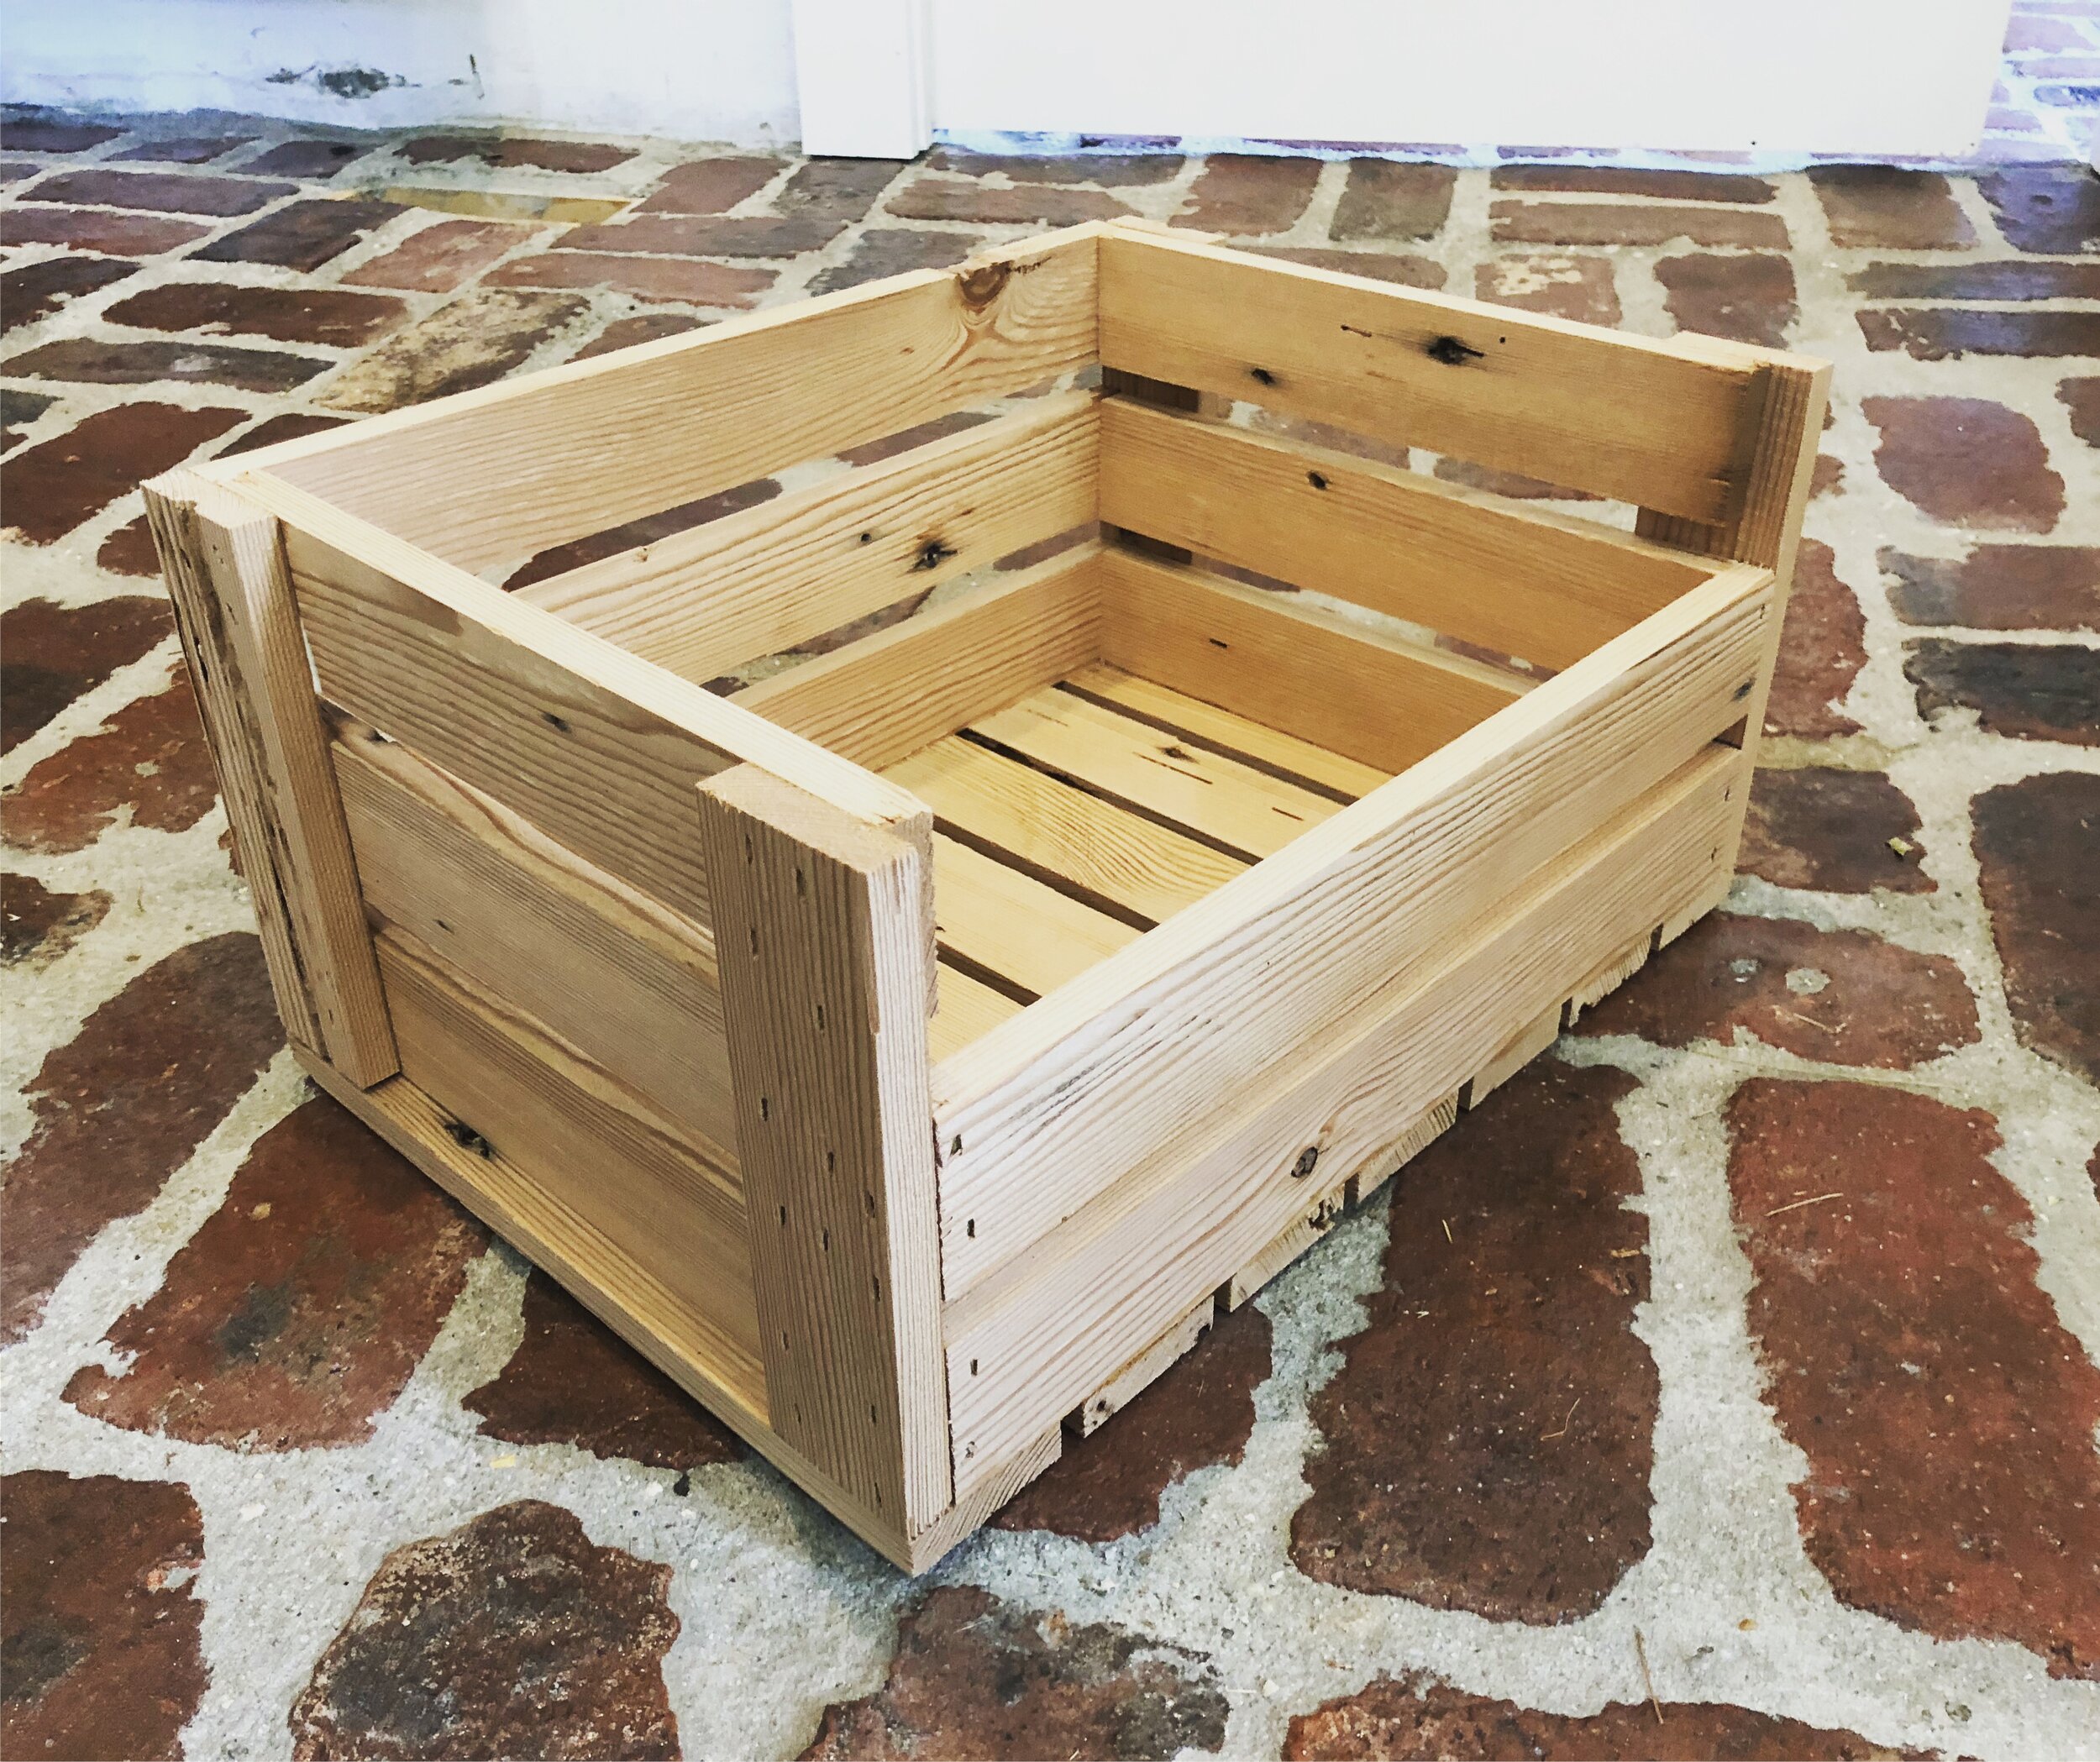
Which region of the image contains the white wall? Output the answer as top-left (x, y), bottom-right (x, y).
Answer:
top-left (4, 0), bottom-right (2014, 159)
top-left (927, 0), bottom-right (2013, 159)
top-left (3, 0), bottom-right (801, 146)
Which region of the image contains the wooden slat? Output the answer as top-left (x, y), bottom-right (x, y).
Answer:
top-left (696, 766), bottom-right (949, 1539)
top-left (969, 684), bottom-right (1343, 861)
top-left (1348, 1091), bottom-right (1459, 1207)
top-left (252, 228), bottom-right (1102, 574)
top-left (1567, 935), bottom-right (1653, 1024)
top-left (943, 744), bottom-right (1747, 1484)
top-left (1225, 1185), bottom-right (1350, 1310)
top-left (1100, 396), bottom-right (1709, 671)
top-left (930, 832), bottom-right (1142, 999)
top-left (1099, 227), bottom-right (1766, 527)
top-left (519, 391), bottom-right (1098, 686)
top-left (333, 723), bottom-right (736, 1157)
top-left (1073, 1296), bottom-right (1215, 1435)
top-left (237, 473), bottom-right (930, 932)
top-left (736, 547), bottom-right (1101, 772)
top-left (933, 962), bottom-right (1024, 1062)
top-left (1064, 664), bottom-right (1388, 800)
top-left (1466, 1001), bottom-right (1563, 1105)
top-left (932, 564), bottom-right (1773, 1298)
top-left (143, 471), bottom-right (398, 1084)
top-left (375, 928), bottom-right (758, 1367)
top-left (889, 737), bottom-right (1245, 925)
top-left (1095, 547), bottom-right (1527, 778)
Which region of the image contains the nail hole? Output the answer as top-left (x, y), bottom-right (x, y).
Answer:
top-left (541, 711), bottom-right (571, 733)
top-left (777, 1204), bottom-right (787, 1226)
top-left (759, 1094), bottom-right (770, 1121)
top-left (821, 1227), bottom-right (830, 1251)
top-left (969, 1358), bottom-right (979, 1376)
top-left (1307, 470), bottom-right (1328, 490)
top-left (965, 1219), bottom-right (976, 1238)
top-left (1249, 366), bottom-right (1277, 385)
top-left (794, 866), bottom-right (806, 895)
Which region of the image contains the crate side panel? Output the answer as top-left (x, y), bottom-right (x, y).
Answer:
top-left (1100, 231), bottom-right (1760, 527)
top-left (299, 1054), bottom-right (953, 1572)
top-left (333, 725), bottom-right (738, 1164)
top-left (375, 930), bottom-right (761, 1378)
top-left (265, 231), bottom-right (1101, 575)
top-left (945, 745), bottom-right (1746, 1484)
top-left (285, 522), bottom-right (732, 926)
top-left (937, 574), bottom-right (1772, 1297)
top-left (1098, 397), bottom-right (1709, 674)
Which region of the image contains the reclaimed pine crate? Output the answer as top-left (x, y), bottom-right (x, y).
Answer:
top-left (148, 218), bottom-right (1827, 1570)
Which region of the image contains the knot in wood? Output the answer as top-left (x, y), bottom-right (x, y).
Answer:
top-left (1426, 334), bottom-right (1486, 365)
top-left (1292, 1145), bottom-right (1320, 1180)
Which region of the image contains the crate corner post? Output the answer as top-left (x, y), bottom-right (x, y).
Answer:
top-left (695, 762), bottom-right (952, 1562)
top-left (141, 467), bottom-right (399, 1091)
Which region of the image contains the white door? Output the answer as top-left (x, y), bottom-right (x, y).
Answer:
top-left (791, 0), bottom-right (2013, 161)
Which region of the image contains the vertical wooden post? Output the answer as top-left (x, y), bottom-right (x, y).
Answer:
top-left (1635, 354), bottom-right (1830, 873)
top-left (144, 469), bottom-right (399, 1086)
top-left (696, 765), bottom-right (950, 1544)
top-left (1635, 357), bottom-right (1830, 735)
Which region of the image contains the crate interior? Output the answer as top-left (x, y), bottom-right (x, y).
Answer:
top-left (485, 383), bottom-right (1720, 1064)
top-left (242, 228), bottom-right (1746, 1077)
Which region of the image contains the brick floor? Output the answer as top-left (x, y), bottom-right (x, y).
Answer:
top-left (2, 102), bottom-right (2097, 1762)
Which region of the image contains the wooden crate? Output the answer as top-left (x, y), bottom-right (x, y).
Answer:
top-left (147, 219), bottom-right (1826, 1570)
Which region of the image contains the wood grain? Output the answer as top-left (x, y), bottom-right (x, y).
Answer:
top-left (521, 391), bottom-right (1098, 686)
top-left (255, 228), bottom-right (1103, 574)
top-left (240, 473), bottom-right (928, 931)
top-left (143, 470), bottom-right (397, 1084)
top-left (928, 831), bottom-right (1141, 998)
top-left (1100, 395), bottom-right (1708, 671)
top-left (933, 566), bottom-right (1772, 1298)
top-left (735, 547), bottom-right (1102, 772)
top-left (969, 684), bottom-right (1344, 861)
top-left (945, 745), bottom-right (1748, 1484)
top-left (376, 927), bottom-right (757, 1367)
top-left (1100, 228), bottom-right (1767, 525)
top-left (1063, 664), bottom-right (1389, 800)
top-left (1095, 546), bottom-right (1526, 777)
top-left (333, 722), bottom-right (737, 1157)
top-left (889, 734), bottom-right (1246, 925)
top-left (696, 766), bottom-right (949, 1539)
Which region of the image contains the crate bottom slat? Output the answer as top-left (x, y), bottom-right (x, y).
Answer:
top-left (881, 669), bottom-right (1394, 1016)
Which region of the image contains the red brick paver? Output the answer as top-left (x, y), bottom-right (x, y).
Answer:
top-left (3, 112), bottom-right (2096, 1762)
